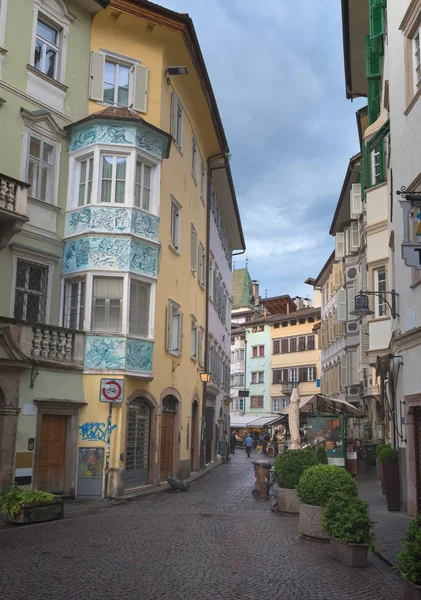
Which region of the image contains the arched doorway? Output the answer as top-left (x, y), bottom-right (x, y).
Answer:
top-left (160, 395), bottom-right (178, 481)
top-left (126, 398), bottom-right (151, 488)
top-left (191, 399), bottom-right (199, 472)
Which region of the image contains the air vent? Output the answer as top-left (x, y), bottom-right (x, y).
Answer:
top-left (348, 323), bottom-right (358, 332)
top-left (348, 268), bottom-right (357, 280)
top-left (349, 387), bottom-right (360, 396)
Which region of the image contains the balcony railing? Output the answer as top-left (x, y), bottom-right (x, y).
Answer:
top-left (0, 174), bottom-right (29, 250)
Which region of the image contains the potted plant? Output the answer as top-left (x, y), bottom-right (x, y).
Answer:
top-left (274, 448), bottom-right (317, 516)
top-left (316, 445), bottom-right (328, 465)
top-left (323, 494), bottom-right (375, 567)
top-left (396, 515), bottom-right (421, 599)
top-left (1, 487), bottom-right (63, 524)
top-left (296, 464), bottom-right (358, 542)
top-left (376, 444), bottom-right (390, 495)
top-left (378, 446), bottom-right (400, 511)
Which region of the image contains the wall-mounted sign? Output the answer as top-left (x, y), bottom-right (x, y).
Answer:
top-left (402, 243), bottom-right (421, 269)
top-left (399, 195), bottom-right (421, 270)
top-left (100, 379), bottom-right (124, 403)
top-left (239, 390), bottom-right (249, 397)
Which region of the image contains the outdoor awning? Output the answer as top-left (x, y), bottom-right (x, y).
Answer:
top-left (318, 395), bottom-right (365, 416)
top-left (279, 395), bottom-right (315, 415)
top-left (246, 416), bottom-right (285, 427)
top-left (279, 395), bottom-right (364, 417)
top-left (230, 415), bottom-right (284, 429)
top-left (230, 416), bottom-right (255, 429)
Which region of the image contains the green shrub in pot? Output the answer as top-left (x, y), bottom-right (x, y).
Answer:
top-left (1, 487), bottom-right (55, 518)
top-left (297, 464), bottom-right (358, 507)
top-left (323, 494), bottom-right (376, 550)
top-left (396, 515), bottom-right (421, 586)
top-left (378, 446), bottom-right (398, 464)
top-left (376, 443), bottom-right (390, 457)
top-left (274, 448), bottom-right (317, 489)
top-left (316, 445), bottom-right (328, 465)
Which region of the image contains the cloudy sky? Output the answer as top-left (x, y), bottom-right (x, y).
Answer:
top-left (160, 0), bottom-right (365, 299)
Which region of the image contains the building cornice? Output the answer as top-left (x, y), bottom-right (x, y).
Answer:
top-left (365, 219), bottom-right (389, 236)
top-left (392, 326), bottom-right (421, 352)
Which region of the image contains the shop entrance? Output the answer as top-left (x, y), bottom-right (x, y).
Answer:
top-left (37, 414), bottom-right (68, 493)
top-left (160, 395), bottom-right (177, 481)
top-left (191, 400), bottom-right (199, 471)
top-left (414, 407), bottom-right (421, 514)
top-left (126, 398), bottom-right (151, 489)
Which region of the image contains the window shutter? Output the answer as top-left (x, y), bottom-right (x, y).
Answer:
top-left (178, 312), bottom-right (184, 355)
top-left (368, 78), bottom-right (381, 125)
top-left (282, 369), bottom-right (289, 382)
top-left (298, 367), bottom-right (307, 382)
top-left (337, 289), bottom-right (346, 322)
top-left (281, 339), bottom-right (289, 353)
top-left (335, 232), bottom-right (345, 260)
top-left (166, 304), bottom-right (172, 351)
top-left (350, 221), bottom-right (360, 251)
top-left (89, 52), bottom-right (105, 101)
top-left (133, 64), bottom-right (148, 113)
top-left (347, 283), bottom-right (356, 320)
top-left (379, 138), bottom-right (386, 182)
top-left (341, 354), bottom-right (348, 389)
top-left (190, 227), bottom-right (198, 271)
top-left (290, 337), bottom-right (297, 352)
top-left (370, 3), bottom-right (385, 39)
top-left (171, 93), bottom-right (177, 139)
top-left (350, 183), bottom-right (362, 218)
top-left (360, 324), bottom-right (370, 371)
top-left (129, 280), bottom-right (149, 337)
top-left (365, 35), bottom-right (382, 80)
top-left (273, 340), bottom-right (280, 354)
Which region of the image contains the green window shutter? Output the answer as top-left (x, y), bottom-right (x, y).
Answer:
top-left (360, 148), bottom-right (366, 201)
top-left (365, 36), bottom-right (382, 79)
top-left (379, 139), bottom-right (386, 182)
top-left (368, 78), bottom-right (381, 124)
top-left (370, 5), bottom-right (385, 39)
top-left (366, 140), bottom-right (373, 189)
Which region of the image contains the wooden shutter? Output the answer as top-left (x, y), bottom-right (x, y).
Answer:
top-left (273, 340), bottom-right (280, 354)
top-left (365, 35), bottom-right (382, 80)
top-left (133, 64), bottom-right (148, 113)
top-left (350, 221), bottom-right (360, 251)
top-left (282, 369), bottom-right (289, 382)
top-left (335, 232), bottom-right (345, 260)
top-left (307, 335), bottom-right (315, 350)
top-left (281, 339), bottom-right (289, 353)
top-left (290, 337), bottom-right (297, 352)
top-left (368, 78), bottom-right (381, 125)
top-left (341, 354), bottom-right (348, 389)
top-left (166, 304), bottom-right (172, 351)
top-left (178, 312), bottom-right (184, 355)
top-left (89, 52), bottom-right (105, 101)
top-left (337, 289), bottom-right (346, 322)
top-left (351, 183), bottom-right (362, 218)
top-left (190, 226), bottom-right (198, 271)
top-left (298, 336), bottom-right (306, 351)
top-left (370, 2), bottom-right (385, 39)
top-left (347, 283), bottom-right (356, 320)
top-left (298, 367), bottom-right (307, 382)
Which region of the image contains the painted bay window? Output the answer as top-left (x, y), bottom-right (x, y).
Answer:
top-left (91, 276), bottom-right (123, 333)
top-left (135, 160), bottom-right (151, 211)
top-left (34, 19), bottom-right (59, 79)
top-left (63, 278), bottom-right (85, 330)
top-left (27, 135), bottom-right (55, 203)
top-left (14, 258), bottom-right (49, 323)
top-left (129, 279), bottom-right (150, 337)
top-left (100, 155), bottom-right (127, 203)
top-left (78, 157), bottom-right (94, 207)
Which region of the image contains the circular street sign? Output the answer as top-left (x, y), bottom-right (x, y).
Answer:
top-left (102, 380), bottom-right (122, 401)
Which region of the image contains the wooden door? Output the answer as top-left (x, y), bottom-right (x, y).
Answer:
top-left (160, 411), bottom-right (175, 481)
top-left (37, 415), bottom-right (67, 493)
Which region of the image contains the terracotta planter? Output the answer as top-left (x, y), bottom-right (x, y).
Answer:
top-left (382, 462), bottom-right (400, 511)
top-left (9, 498), bottom-right (64, 524)
top-left (379, 461), bottom-right (385, 495)
top-left (404, 579), bottom-right (421, 600)
top-left (299, 503), bottom-right (329, 543)
top-left (277, 487), bottom-right (300, 516)
top-left (329, 537), bottom-right (368, 568)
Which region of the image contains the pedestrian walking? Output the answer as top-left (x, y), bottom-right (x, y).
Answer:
top-left (244, 432), bottom-right (253, 458)
top-left (230, 431), bottom-right (237, 454)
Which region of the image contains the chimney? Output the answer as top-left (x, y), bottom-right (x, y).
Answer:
top-left (293, 296), bottom-right (304, 311)
top-left (252, 280), bottom-right (260, 306)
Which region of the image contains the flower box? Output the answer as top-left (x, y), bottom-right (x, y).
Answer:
top-left (329, 537), bottom-right (368, 568)
top-left (299, 503), bottom-right (329, 543)
top-left (9, 497), bottom-right (64, 524)
top-left (277, 487), bottom-right (300, 516)
top-left (403, 579), bottom-right (421, 600)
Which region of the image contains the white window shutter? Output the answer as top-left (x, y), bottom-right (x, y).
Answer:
top-left (350, 221), bottom-right (360, 251)
top-left (171, 93), bottom-right (177, 139)
top-left (335, 232), bottom-right (345, 260)
top-left (178, 312), bottom-right (184, 356)
top-left (132, 65), bottom-right (148, 113)
top-left (350, 183), bottom-right (362, 218)
top-left (341, 353), bottom-right (348, 389)
top-left (337, 289), bottom-right (346, 322)
top-left (347, 283), bottom-right (356, 320)
top-left (89, 52), bottom-right (105, 101)
top-left (166, 304), bottom-right (172, 351)
top-left (360, 324), bottom-right (370, 369)
top-left (190, 227), bottom-right (198, 271)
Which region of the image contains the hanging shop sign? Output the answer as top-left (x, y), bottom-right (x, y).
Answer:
top-left (100, 379), bottom-right (124, 403)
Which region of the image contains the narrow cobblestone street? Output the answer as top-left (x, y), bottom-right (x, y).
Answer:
top-left (0, 453), bottom-right (403, 600)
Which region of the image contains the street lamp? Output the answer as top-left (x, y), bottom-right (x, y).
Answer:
top-left (350, 290), bottom-right (399, 319)
top-left (199, 372), bottom-right (211, 383)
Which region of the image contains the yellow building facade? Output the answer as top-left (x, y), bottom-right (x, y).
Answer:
top-left (62, 2), bottom-right (238, 496)
top-left (269, 308), bottom-right (321, 410)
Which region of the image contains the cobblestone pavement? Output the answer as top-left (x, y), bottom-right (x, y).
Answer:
top-left (0, 452), bottom-right (403, 600)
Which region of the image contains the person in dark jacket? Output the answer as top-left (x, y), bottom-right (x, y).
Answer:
top-left (230, 432), bottom-right (237, 453)
top-left (244, 433), bottom-right (253, 458)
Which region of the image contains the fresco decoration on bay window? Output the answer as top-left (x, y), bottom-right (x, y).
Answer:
top-left (85, 336), bottom-right (153, 373)
top-left (399, 195), bottom-right (421, 270)
top-left (66, 207), bottom-right (159, 241)
top-left (70, 121), bottom-right (169, 160)
top-left (63, 236), bottom-right (158, 276)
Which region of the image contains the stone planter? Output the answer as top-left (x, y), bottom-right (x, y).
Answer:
top-left (404, 579), bottom-right (421, 600)
top-left (277, 487), bottom-right (300, 516)
top-left (379, 460), bottom-right (386, 495)
top-left (329, 537), bottom-right (368, 568)
top-left (299, 503), bottom-right (329, 543)
top-left (9, 498), bottom-right (64, 524)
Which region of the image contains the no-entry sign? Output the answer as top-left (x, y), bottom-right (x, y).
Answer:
top-left (100, 379), bottom-right (124, 403)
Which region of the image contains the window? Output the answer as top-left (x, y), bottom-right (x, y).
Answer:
top-left (91, 277), bottom-right (123, 333)
top-left (307, 335), bottom-right (315, 349)
top-left (250, 395), bottom-right (263, 408)
top-left (198, 243), bottom-right (205, 287)
top-left (258, 371), bottom-right (264, 383)
top-left (191, 134), bottom-right (197, 181)
top-left (135, 160), bottom-right (152, 211)
top-left (298, 366), bottom-right (316, 382)
top-left (14, 259), bottom-right (48, 323)
top-left (298, 336), bottom-right (306, 351)
top-left (34, 19), bottom-right (59, 79)
top-left (274, 323), bottom-right (280, 329)
top-left (171, 93), bottom-right (183, 150)
top-left (290, 337), bottom-right (297, 352)
top-left (413, 27), bottom-right (421, 92)
top-left (235, 349), bottom-right (245, 361)
top-left (290, 368), bottom-right (298, 383)
top-left (104, 60), bottom-right (130, 106)
top-left (375, 267), bottom-right (387, 317)
top-left (166, 301), bottom-right (183, 355)
top-left (100, 155), bottom-right (127, 203)
top-left (281, 339), bottom-right (289, 353)
top-left (252, 346), bottom-right (258, 358)
top-left (129, 279), bottom-right (150, 337)
top-left (373, 144), bottom-right (381, 185)
top-left (282, 322), bottom-right (288, 327)
top-left (231, 398), bottom-right (244, 411)
top-left (299, 318), bottom-right (305, 324)
top-left (251, 372), bottom-right (258, 384)
top-left (200, 160), bottom-right (206, 203)
top-left (273, 340), bottom-right (280, 354)
top-left (259, 345), bottom-right (264, 357)
top-left (272, 397), bottom-right (289, 412)
top-left (170, 197), bottom-right (181, 251)
top-left (190, 224), bottom-right (198, 272)
top-left (291, 319), bottom-right (297, 326)
top-left (63, 278), bottom-right (85, 330)
top-left (78, 157), bottom-right (93, 207)
top-left (27, 135), bottom-right (55, 203)
top-left (190, 316), bottom-right (197, 360)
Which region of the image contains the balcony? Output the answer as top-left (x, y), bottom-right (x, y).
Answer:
top-left (0, 174), bottom-right (29, 250)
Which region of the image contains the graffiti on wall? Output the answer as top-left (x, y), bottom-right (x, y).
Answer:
top-left (79, 422), bottom-right (117, 442)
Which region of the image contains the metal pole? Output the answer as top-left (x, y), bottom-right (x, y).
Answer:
top-left (104, 402), bottom-right (112, 500)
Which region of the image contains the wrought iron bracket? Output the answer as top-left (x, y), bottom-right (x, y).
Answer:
top-left (30, 360), bottom-right (39, 388)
